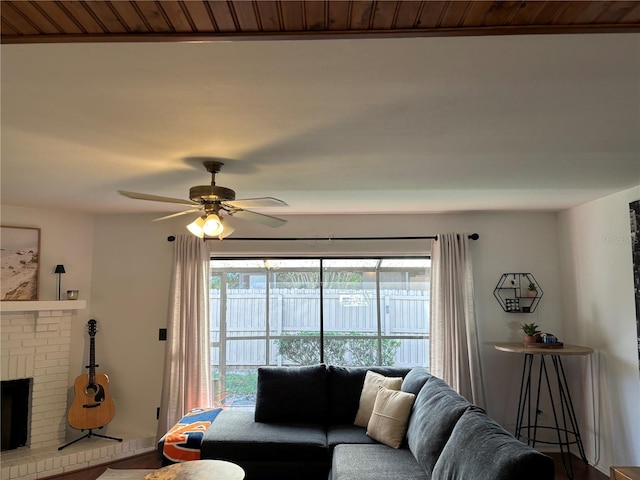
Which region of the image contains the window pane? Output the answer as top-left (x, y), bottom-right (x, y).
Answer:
top-left (215, 365), bottom-right (258, 410)
top-left (210, 257), bottom-right (429, 407)
top-left (271, 261), bottom-right (321, 366)
top-left (323, 259), bottom-right (379, 269)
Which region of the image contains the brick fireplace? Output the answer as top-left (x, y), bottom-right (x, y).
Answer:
top-left (0, 307), bottom-right (73, 450)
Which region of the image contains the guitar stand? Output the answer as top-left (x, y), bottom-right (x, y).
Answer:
top-left (58, 427), bottom-right (123, 451)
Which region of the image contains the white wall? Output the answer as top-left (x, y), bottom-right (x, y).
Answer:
top-left (558, 185), bottom-right (640, 472)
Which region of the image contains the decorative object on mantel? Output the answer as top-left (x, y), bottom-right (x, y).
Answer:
top-left (54, 264), bottom-right (66, 300)
top-left (1, 225), bottom-right (40, 301)
top-left (66, 290), bottom-right (79, 300)
top-left (494, 273), bottom-right (543, 313)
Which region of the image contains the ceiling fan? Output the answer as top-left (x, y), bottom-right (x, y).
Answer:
top-left (118, 161), bottom-right (287, 239)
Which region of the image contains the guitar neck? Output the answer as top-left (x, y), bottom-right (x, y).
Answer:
top-left (88, 336), bottom-right (96, 384)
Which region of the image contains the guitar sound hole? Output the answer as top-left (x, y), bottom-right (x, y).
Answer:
top-left (85, 384), bottom-right (98, 396)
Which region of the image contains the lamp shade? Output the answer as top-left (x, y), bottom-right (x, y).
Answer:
top-left (187, 213), bottom-right (229, 238)
top-left (54, 265), bottom-right (66, 274)
top-left (202, 214), bottom-right (223, 237)
top-left (187, 216), bottom-right (206, 238)
top-left (218, 218), bottom-right (235, 240)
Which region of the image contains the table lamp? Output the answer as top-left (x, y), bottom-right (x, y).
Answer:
top-left (54, 265), bottom-right (65, 300)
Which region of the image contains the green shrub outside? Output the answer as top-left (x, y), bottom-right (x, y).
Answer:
top-left (276, 331), bottom-right (401, 366)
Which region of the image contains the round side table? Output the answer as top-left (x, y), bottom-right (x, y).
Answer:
top-left (495, 342), bottom-right (593, 480)
top-left (144, 460), bottom-right (245, 480)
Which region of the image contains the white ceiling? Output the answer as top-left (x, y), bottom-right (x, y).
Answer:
top-left (1, 33), bottom-right (639, 219)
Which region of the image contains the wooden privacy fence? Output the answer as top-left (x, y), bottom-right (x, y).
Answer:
top-left (209, 288), bottom-right (430, 370)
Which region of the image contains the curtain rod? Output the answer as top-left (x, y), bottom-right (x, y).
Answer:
top-left (167, 233), bottom-right (479, 242)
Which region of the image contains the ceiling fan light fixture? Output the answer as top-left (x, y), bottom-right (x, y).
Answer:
top-left (218, 217), bottom-right (235, 240)
top-left (202, 214), bottom-right (223, 237)
top-left (187, 216), bottom-right (206, 238)
top-left (121, 160), bottom-right (287, 238)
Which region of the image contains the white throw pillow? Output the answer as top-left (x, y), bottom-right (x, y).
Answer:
top-left (353, 371), bottom-right (403, 427)
top-left (366, 386), bottom-right (416, 448)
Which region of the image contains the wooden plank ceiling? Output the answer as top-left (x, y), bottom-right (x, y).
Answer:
top-left (2, 1), bottom-right (640, 44)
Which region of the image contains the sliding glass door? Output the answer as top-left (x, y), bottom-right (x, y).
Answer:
top-left (210, 257), bottom-right (430, 408)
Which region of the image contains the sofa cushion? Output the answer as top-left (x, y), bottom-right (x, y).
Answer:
top-left (201, 410), bottom-right (328, 464)
top-left (401, 367), bottom-right (432, 395)
top-left (432, 407), bottom-right (555, 480)
top-left (406, 376), bottom-right (472, 477)
top-left (367, 387), bottom-right (416, 448)
top-left (327, 366), bottom-right (411, 425)
top-left (354, 371), bottom-right (403, 427)
top-left (327, 424), bottom-right (376, 452)
top-left (255, 364), bottom-right (328, 424)
top-left (331, 444), bottom-right (426, 480)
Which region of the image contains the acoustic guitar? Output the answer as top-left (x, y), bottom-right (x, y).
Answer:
top-left (67, 319), bottom-right (115, 430)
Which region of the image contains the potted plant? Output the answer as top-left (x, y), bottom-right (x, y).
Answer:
top-left (526, 282), bottom-right (538, 297)
top-left (521, 322), bottom-right (541, 344)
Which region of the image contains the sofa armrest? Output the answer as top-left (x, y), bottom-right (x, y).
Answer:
top-left (432, 407), bottom-right (555, 480)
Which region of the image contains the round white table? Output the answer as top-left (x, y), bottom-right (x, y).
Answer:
top-left (144, 460), bottom-right (245, 480)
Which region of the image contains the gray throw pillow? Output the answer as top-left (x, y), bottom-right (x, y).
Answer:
top-left (401, 367), bottom-right (432, 395)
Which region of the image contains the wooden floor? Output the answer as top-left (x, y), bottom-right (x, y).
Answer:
top-left (550, 453), bottom-right (610, 480)
top-left (43, 451), bottom-right (609, 480)
top-left (43, 452), bottom-right (162, 480)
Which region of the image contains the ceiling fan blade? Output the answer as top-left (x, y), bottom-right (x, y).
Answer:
top-left (231, 209), bottom-right (287, 228)
top-left (119, 190), bottom-right (198, 206)
top-left (225, 197), bottom-right (288, 209)
top-left (152, 209), bottom-right (202, 222)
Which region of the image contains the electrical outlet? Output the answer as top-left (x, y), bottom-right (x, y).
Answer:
top-left (159, 328), bottom-right (167, 341)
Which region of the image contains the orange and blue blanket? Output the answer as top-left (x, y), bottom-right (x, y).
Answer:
top-left (161, 407), bottom-right (221, 465)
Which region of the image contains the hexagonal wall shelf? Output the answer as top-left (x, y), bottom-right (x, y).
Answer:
top-left (493, 273), bottom-right (542, 313)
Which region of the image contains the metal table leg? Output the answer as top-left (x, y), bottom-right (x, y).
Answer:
top-left (512, 353), bottom-right (588, 480)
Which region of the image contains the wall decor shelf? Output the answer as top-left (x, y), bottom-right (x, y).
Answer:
top-left (494, 273), bottom-right (542, 313)
top-left (0, 300), bottom-right (87, 313)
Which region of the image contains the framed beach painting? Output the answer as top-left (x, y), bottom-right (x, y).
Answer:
top-left (1, 226), bottom-right (40, 301)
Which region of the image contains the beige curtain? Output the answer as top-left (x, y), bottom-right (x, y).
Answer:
top-left (430, 233), bottom-right (486, 408)
top-left (157, 235), bottom-right (212, 438)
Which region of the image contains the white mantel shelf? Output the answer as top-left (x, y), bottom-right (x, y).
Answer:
top-left (0, 300), bottom-right (87, 312)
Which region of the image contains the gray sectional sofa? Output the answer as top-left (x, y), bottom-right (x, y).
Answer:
top-left (194, 364), bottom-right (555, 480)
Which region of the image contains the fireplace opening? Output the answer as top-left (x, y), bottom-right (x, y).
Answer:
top-left (1, 378), bottom-right (31, 451)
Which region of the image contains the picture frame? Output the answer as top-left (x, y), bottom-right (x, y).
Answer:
top-left (629, 200), bottom-right (640, 376)
top-left (1, 226), bottom-right (40, 301)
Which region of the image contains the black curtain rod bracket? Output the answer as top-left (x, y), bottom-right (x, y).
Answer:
top-left (167, 233), bottom-right (479, 242)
